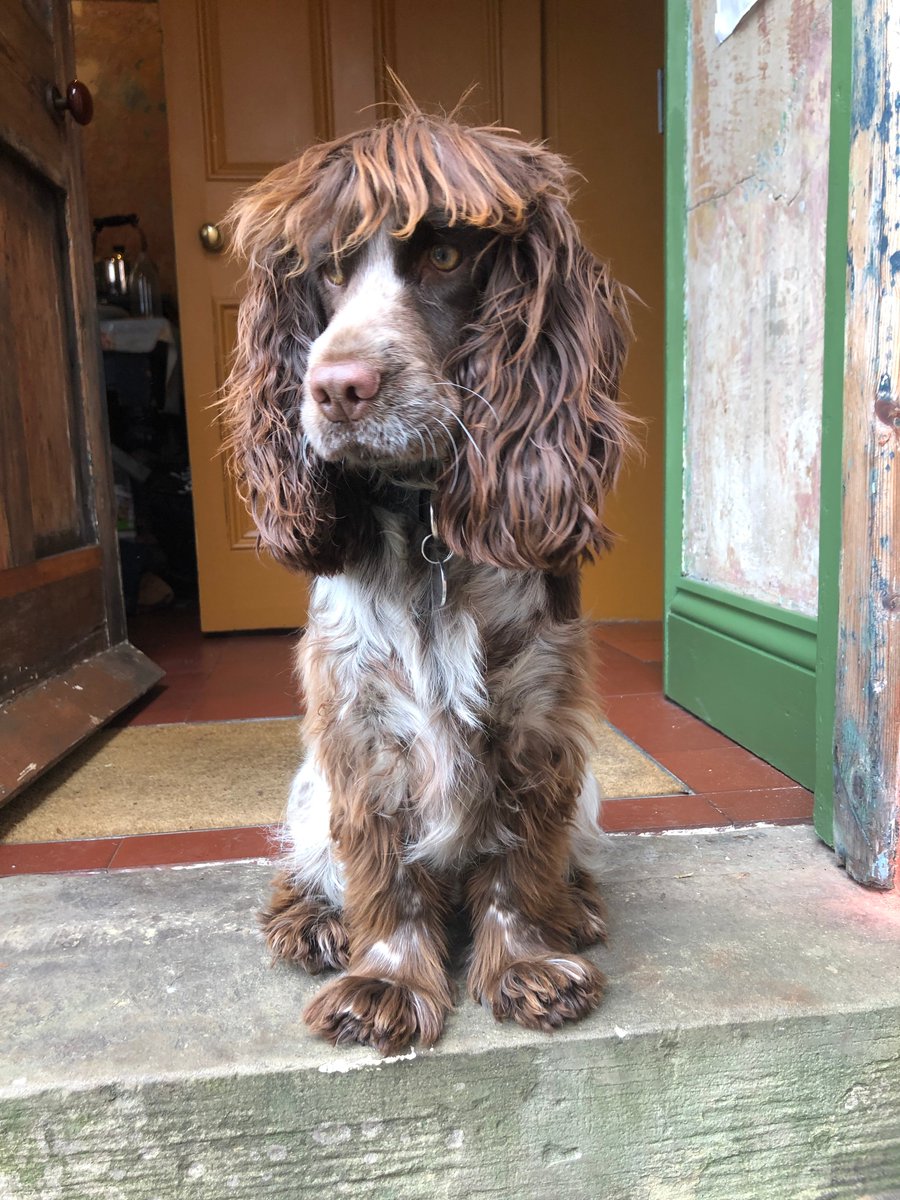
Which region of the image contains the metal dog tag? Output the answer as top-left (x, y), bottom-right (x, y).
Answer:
top-left (421, 502), bottom-right (453, 610)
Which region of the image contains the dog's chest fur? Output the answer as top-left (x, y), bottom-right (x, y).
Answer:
top-left (299, 501), bottom-right (574, 868)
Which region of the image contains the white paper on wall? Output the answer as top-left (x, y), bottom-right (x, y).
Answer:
top-left (715, 0), bottom-right (763, 43)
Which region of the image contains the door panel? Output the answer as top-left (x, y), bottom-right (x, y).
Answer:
top-left (1, 153), bottom-right (85, 561)
top-left (0, 0), bottom-right (161, 805)
top-left (199, 0), bottom-right (327, 178)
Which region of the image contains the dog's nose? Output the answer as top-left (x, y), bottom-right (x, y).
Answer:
top-left (309, 361), bottom-right (380, 422)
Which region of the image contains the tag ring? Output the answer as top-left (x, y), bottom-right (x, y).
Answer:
top-left (421, 534), bottom-right (453, 566)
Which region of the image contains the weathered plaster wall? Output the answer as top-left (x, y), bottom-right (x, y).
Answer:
top-left (684, 0), bottom-right (831, 615)
top-left (72, 0), bottom-right (177, 301)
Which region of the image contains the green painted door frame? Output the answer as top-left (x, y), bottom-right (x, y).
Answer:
top-left (663, 0), bottom-right (852, 842)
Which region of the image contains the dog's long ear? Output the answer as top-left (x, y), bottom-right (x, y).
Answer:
top-left (438, 178), bottom-right (636, 574)
top-left (222, 166), bottom-right (366, 576)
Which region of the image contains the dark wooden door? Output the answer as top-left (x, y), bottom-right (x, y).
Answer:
top-left (0, 0), bottom-right (161, 805)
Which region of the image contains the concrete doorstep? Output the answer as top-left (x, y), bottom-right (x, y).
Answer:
top-left (1, 825), bottom-right (899, 1200)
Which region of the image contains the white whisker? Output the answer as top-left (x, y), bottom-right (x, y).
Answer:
top-left (435, 401), bottom-right (485, 462)
top-left (436, 378), bottom-right (500, 426)
top-left (430, 416), bottom-right (465, 490)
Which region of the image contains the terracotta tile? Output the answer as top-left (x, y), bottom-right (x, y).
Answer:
top-left (595, 643), bottom-right (664, 697)
top-left (595, 622), bottom-right (663, 662)
top-left (204, 663), bottom-right (298, 701)
top-left (185, 687), bottom-right (299, 723)
top-left (625, 638), bottom-right (664, 664)
top-left (0, 838), bottom-right (121, 876)
top-left (108, 825), bottom-right (280, 869)
top-left (710, 787), bottom-right (813, 826)
top-left (604, 694), bottom-right (735, 755)
top-left (127, 609), bottom-right (206, 658)
top-left (215, 633), bottom-right (297, 666)
top-left (115, 682), bottom-right (195, 728)
top-left (146, 643), bottom-right (223, 676)
top-left (600, 794), bottom-right (728, 834)
top-left (657, 746), bottom-right (797, 794)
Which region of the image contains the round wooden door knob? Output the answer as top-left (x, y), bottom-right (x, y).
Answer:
top-left (199, 223), bottom-right (225, 253)
top-left (50, 79), bottom-right (94, 125)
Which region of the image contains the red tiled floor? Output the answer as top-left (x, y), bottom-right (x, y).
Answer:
top-left (709, 787), bottom-right (814, 826)
top-left (118, 681), bottom-right (195, 727)
top-left (0, 837), bottom-right (121, 876)
top-left (595, 622), bottom-right (663, 663)
top-left (118, 609), bottom-right (299, 728)
top-left (600, 794), bottom-right (727, 834)
top-left (604, 693), bottom-right (737, 755)
top-left (595, 643), bottom-right (664, 697)
top-left (108, 825), bottom-right (278, 870)
top-left (0, 616), bottom-right (815, 876)
top-left (657, 745), bottom-right (797, 793)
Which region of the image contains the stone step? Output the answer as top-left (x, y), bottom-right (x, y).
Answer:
top-left (2, 825), bottom-right (899, 1199)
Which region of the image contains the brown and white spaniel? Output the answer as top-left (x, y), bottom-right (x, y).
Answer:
top-left (223, 104), bottom-right (635, 1055)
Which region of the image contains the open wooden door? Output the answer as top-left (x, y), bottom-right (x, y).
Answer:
top-left (0, 1), bottom-right (161, 806)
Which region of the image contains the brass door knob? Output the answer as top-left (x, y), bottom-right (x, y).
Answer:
top-left (199, 222), bottom-right (225, 253)
top-left (49, 79), bottom-right (93, 125)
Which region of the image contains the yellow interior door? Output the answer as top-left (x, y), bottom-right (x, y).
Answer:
top-left (159, 0), bottom-right (543, 632)
top-left (546, 0), bottom-right (664, 620)
top-left (160, 0), bottom-right (663, 631)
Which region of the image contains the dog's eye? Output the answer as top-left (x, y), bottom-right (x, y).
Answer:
top-left (428, 244), bottom-right (461, 272)
top-left (323, 262), bottom-right (345, 287)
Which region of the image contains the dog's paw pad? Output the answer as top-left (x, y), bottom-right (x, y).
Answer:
top-left (484, 955), bottom-right (605, 1031)
top-left (304, 975), bottom-right (447, 1055)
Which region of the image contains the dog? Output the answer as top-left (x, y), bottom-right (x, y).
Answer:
top-left (223, 104), bottom-right (634, 1055)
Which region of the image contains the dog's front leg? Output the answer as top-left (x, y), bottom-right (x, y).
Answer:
top-left (466, 768), bottom-right (606, 1031)
top-left (303, 813), bottom-right (452, 1055)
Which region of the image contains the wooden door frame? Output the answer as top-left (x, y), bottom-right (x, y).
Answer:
top-left (831, 0), bottom-right (900, 889)
top-left (665, 0), bottom-right (898, 889)
top-left (813, 0), bottom-right (852, 855)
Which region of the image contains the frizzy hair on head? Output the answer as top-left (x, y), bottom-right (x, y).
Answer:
top-left (222, 105), bottom-right (637, 575)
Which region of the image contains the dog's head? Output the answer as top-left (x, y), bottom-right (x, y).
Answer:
top-left (224, 109), bottom-right (634, 575)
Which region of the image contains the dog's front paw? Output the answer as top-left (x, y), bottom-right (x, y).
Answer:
top-left (303, 974), bottom-right (449, 1055)
top-left (259, 877), bottom-right (349, 973)
top-left (478, 954), bottom-right (605, 1031)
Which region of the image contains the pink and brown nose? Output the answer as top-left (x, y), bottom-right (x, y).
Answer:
top-left (308, 361), bottom-right (380, 423)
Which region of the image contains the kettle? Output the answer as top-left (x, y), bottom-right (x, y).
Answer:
top-left (93, 214), bottom-right (161, 316)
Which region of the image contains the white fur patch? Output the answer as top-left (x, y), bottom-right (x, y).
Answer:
top-left (307, 243), bottom-right (404, 371)
top-left (547, 957), bottom-right (592, 982)
top-left (283, 757), bottom-right (344, 907)
top-left (569, 769), bottom-right (605, 881)
top-left (305, 552), bottom-right (488, 868)
top-left (360, 922), bottom-right (424, 975)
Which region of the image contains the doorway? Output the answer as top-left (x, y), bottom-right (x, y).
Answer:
top-left (72, 0), bottom-right (199, 635)
top-left (1, 0), bottom-right (823, 873)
